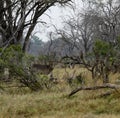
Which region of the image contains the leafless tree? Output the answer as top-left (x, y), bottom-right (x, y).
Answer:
top-left (0, 0), bottom-right (72, 53)
top-left (86, 0), bottom-right (120, 43)
top-left (56, 0), bottom-right (120, 56)
top-left (54, 0), bottom-right (120, 83)
top-left (55, 9), bottom-right (95, 57)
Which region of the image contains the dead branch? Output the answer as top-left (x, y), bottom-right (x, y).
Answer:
top-left (68, 83), bottom-right (120, 97)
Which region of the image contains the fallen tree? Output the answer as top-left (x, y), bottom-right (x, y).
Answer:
top-left (69, 83), bottom-right (120, 97)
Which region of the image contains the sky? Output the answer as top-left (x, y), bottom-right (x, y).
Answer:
top-left (34, 0), bottom-right (83, 42)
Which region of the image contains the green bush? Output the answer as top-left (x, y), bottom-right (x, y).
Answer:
top-left (36, 73), bottom-right (54, 89)
top-left (0, 45), bottom-right (44, 91)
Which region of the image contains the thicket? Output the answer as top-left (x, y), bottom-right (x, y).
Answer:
top-left (0, 45), bottom-right (53, 92)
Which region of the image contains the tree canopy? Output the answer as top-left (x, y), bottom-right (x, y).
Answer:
top-left (0, 0), bottom-right (72, 53)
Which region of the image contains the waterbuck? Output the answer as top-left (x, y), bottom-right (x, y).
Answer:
top-left (32, 64), bottom-right (53, 75)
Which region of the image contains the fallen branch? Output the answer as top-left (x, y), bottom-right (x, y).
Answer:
top-left (69, 83), bottom-right (120, 97)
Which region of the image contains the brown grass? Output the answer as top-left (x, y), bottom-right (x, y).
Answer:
top-left (0, 89), bottom-right (120, 118)
top-left (0, 67), bottom-right (120, 118)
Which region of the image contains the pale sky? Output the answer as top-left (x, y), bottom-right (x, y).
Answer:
top-left (34, 0), bottom-right (83, 42)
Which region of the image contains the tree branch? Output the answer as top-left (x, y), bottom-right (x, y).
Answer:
top-left (69, 83), bottom-right (120, 97)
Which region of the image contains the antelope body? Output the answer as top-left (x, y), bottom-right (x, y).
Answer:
top-left (32, 64), bottom-right (53, 74)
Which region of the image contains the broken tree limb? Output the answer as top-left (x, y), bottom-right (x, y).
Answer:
top-left (68, 83), bottom-right (120, 97)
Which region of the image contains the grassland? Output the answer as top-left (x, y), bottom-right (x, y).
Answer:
top-left (0, 90), bottom-right (120, 118)
top-left (0, 67), bottom-right (120, 118)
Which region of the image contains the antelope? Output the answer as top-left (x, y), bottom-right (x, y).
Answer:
top-left (32, 64), bottom-right (53, 75)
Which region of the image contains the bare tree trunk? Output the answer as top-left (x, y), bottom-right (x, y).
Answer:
top-left (22, 2), bottom-right (55, 52)
top-left (22, 23), bottom-right (36, 52)
top-left (0, 0), bottom-right (71, 53)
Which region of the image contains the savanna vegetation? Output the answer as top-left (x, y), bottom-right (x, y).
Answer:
top-left (0, 0), bottom-right (120, 118)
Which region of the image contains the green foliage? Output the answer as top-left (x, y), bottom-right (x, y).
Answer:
top-left (94, 40), bottom-right (113, 57)
top-left (0, 45), bottom-right (25, 77)
top-left (36, 74), bottom-right (52, 89)
top-left (0, 45), bottom-right (23, 77)
top-left (0, 44), bottom-right (57, 91)
top-left (86, 39), bottom-right (120, 83)
top-left (0, 45), bottom-right (43, 91)
top-left (0, 45), bottom-right (24, 67)
top-left (0, 45), bottom-right (23, 63)
top-left (93, 39), bottom-right (120, 65)
top-left (0, 44), bottom-right (35, 68)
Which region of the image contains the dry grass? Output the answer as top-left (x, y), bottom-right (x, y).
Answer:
top-left (53, 66), bottom-right (120, 85)
top-left (0, 89), bottom-right (120, 118)
top-left (52, 66), bottom-right (92, 84)
top-left (0, 67), bottom-right (120, 118)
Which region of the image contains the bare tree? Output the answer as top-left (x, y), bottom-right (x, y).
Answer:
top-left (54, 0), bottom-right (120, 83)
top-left (55, 8), bottom-right (95, 58)
top-left (86, 0), bottom-right (120, 43)
top-left (0, 0), bottom-right (72, 53)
